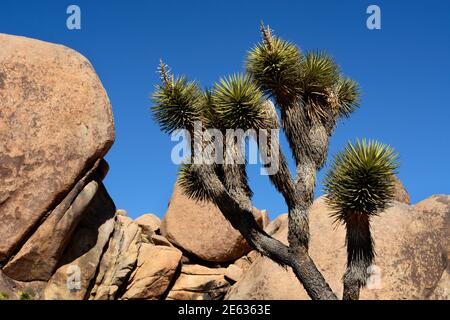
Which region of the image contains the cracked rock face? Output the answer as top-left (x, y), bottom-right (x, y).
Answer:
top-left (121, 244), bottom-right (182, 300)
top-left (3, 180), bottom-right (100, 281)
top-left (89, 215), bottom-right (142, 300)
top-left (44, 184), bottom-right (116, 300)
top-left (0, 33), bottom-right (115, 264)
top-left (167, 264), bottom-right (231, 300)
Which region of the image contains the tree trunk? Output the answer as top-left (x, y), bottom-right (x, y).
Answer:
top-left (193, 164), bottom-right (338, 300)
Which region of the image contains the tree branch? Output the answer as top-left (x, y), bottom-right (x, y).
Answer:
top-left (191, 164), bottom-right (338, 300)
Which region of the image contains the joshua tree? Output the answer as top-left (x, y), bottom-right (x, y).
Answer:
top-left (324, 139), bottom-right (398, 299)
top-left (151, 23), bottom-right (398, 300)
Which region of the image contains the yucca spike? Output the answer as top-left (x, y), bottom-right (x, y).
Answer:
top-left (246, 29), bottom-right (302, 101)
top-left (260, 21), bottom-right (273, 51)
top-left (151, 67), bottom-right (204, 134)
top-left (158, 58), bottom-right (173, 89)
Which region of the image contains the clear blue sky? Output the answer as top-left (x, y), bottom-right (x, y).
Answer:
top-left (1, 1), bottom-right (449, 219)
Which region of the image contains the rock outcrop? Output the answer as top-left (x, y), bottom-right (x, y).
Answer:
top-left (89, 215), bottom-right (142, 300)
top-left (135, 214), bottom-right (161, 234)
top-left (44, 183), bottom-right (117, 300)
top-left (0, 33), bottom-right (114, 264)
top-left (167, 264), bottom-right (231, 300)
top-left (392, 175), bottom-right (411, 204)
top-left (226, 196), bottom-right (449, 300)
top-left (121, 244), bottom-right (182, 300)
top-left (3, 179), bottom-right (100, 281)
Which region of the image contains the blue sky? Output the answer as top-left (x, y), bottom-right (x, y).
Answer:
top-left (1, 1), bottom-right (449, 219)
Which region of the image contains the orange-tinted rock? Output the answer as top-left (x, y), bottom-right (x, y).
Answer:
top-left (90, 215), bottom-right (141, 300)
top-left (0, 34), bottom-right (114, 263)
top-left (392, 176), bottom-right (410, 204)
top-left (161, 182), bottom-right (265, 263)
top-left (121, 244), bottom-right (182, 300)
top-left (44, 184), bottom-right (116, 300)
top-left (227, 196), bottom-right (449, 300)
top-left (3, 180), bottom-right (99, 281)
top-left (167, 264), bottom-right (230, 300)
top-left (135, 214), bottom-right (161, 233)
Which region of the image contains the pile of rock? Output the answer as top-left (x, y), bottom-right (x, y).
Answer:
top-left (88, 186), bottom-right (269, 301)
top-left (0, 34), bottom-right (448, 300)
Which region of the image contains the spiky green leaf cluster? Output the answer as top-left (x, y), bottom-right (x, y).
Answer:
top-left (211, 74), bottom-right (268, 130)
top-left (324, 139), bottom-right (399, 219)
top-left (247, 29), bottom-right (361, 124)
top-left (200, 89), bottom-right (221, 129)
top-left (299, 52), bottom-right (361, 122)
top-left (299, 52), bottom-right (340, 120)
top-left (178, 163), bottom-right (215, 202)
top-left (152, 76), bottom-right (203, 134)
top-left (246, 37), bottom-right (302, 101)
top-left (301, 52), bottom-right (340, 94)
top-left (335, 77), bottom-right (360, 118)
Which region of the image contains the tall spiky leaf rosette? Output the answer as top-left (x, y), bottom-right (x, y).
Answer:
top-left (151, 59), bottom-right (203, 134)
top-left (335, 77), bottom-right (360, 119)
top-left (299, 52), bottom-right (340, 123)
top-left (323, 139), bottom-right (399, 299)
top-left (151, 61), bottom-right (215, 202)
top-left (211, 73), bottom-right (269, 131)
top-left (246, 23), bottom-right (303, 104)
top-left (210, 73), bottom-right (267, 200)
top-left (297, 52), bottom-right (360, 131)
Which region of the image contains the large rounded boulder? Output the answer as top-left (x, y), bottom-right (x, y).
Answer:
top-left (161, 182), bottom-right (268, 263)
top-left (0, 34), bottom-right (115, 264)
